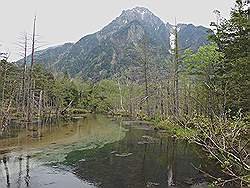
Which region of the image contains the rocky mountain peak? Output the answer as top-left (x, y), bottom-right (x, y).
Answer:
top-left (98, 6), bottom-right (164, 39)
top-left (120, 6), bottom-right (163, 27)
top-left (121, 6), bottom-right (152, 18)
top-left (18, 7), bottom-right (210, 80)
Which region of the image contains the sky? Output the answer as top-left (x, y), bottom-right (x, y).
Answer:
top-left (0, 0), bottom-right (235, 61)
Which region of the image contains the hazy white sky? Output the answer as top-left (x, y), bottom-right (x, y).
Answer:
top-left (0, 0), bottom-right (235, 61)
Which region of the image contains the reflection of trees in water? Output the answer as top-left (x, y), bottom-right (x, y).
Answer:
top-left (1, 117), bottom-right (58, 140)
top-left (3, 156), bottom-right (10, 187)
top-left (25, 155), bottom-right (31, 186)
top-left (70, 127), bottom-right (205, 188)
top-left (167, 138), bottom-right (176, 186)
top-left (1, 155), bottom-right (31, 188)
top-left (17, 156), bottom-right (23, 188)
top-left (142, 142), bottom-right (147, 186)
top-left (0, 117), bottom-right (63, 152)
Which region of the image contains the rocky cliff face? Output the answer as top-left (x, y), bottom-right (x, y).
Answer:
top-left (20, 7), bottom-right (211, 80)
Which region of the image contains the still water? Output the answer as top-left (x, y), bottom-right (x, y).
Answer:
top-left (0, 115), bottom-right (216, 188)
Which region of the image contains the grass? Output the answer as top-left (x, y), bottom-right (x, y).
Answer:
top-left (154, 118), bottom-right (197, 139)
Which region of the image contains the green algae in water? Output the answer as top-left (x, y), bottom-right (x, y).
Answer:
top-left (65, 143), bottom-right (115, 165)
top-left (32, 118), bottom-right (127, 164)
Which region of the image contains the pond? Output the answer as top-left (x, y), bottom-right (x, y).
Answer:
top-left (0, 115), bottom-right (220, 188)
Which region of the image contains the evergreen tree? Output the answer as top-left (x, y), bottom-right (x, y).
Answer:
top-left (210, 0), bottom-right (249, 114)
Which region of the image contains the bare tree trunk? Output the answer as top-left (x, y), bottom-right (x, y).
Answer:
top-left (174, 75), bottom-right (179, 116)
top-left (27, 16), bottom-right (36, 122)
top-left (143, 58), bottom-right (150, 117)
top-left (1, 69), bottom-right (6, 110)
top-left (0, 64), bottom-right (11, 115)
top-left (60, 100), bottom-right (73, 115)
top-left (173, 25), bottom-right (180, 117)
top-left (184, 83), bottom-right (189, 116)
top-left (128, 82), bottom-right (133, 116)
top-left (222, 82), bottom-right (228, 122)
top-left (117, 80), bottom-right (125, 111)
top-left (166, 80), bottom-right (171, 117)
top-left (22, 33), bottom-right (28, 117)
top-left (38, 90), bottom-right (43, 118)
top-left (187, 83), bottom-right (191, 116)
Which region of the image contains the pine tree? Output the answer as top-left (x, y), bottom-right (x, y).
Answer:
top-left (210, 0), bottom-right (249, 114)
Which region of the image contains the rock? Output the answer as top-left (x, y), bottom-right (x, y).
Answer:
top-left (190, 182), bottom-right (208, 188)
top-left (158, 130), bottom-right (167, 133)
top-left (115, 153), bottom-right (133, 157)
top-left (138, 141), bottom-right (147, 145)
top-left (146, 182), bottom-right (160, 187)
top-left (141, 135), bottom-right (158, 144)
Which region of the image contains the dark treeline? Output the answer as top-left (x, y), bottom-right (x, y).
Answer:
top-left (0, 0), bottom-right (249, 186)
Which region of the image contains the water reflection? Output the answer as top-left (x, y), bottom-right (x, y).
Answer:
top-left (25, 155), bottom-right (30, 186)
top-left (68, 126), bottom-right (205, 188)
top-left (0, 116), bottom-right (125, 188)
top-left (17, 156), bottom-right (22, 188)
top-left (3, 156), bottom-right (10, 187)
top-left (0, 116), bottom-right (217, 188)
top-left (0, 155), bottom-right (31, 188)
top-left (0, 155), bottom-right (96, 188)
top-left (167, 139), bottom-right (176, 186)
top-left (0, 116), bottom-right (124, 155)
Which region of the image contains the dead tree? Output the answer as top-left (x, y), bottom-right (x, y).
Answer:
top-left (27, 16), bottom-right (36, 122)
top-left (22, 33), bottom-right (28, 115)
top-left (172, 24), bottom-right (180, 117)
top-left (16, 32), bottom-right (29, 117)
top-left (137, 38), bottom-right (151, 117)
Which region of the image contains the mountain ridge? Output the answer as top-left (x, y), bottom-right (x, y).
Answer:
top-left (18, 6), bottom-right (211, 80)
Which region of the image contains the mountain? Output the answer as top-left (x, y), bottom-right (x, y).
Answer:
top-left (21, 42), bottom-right (73, 68)
top-left (19, 7), bottom-right (211, 80)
